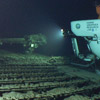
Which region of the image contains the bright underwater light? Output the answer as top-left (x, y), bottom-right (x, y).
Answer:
top-left (60, 29), bottom-right (64, 37)
top-left (61, 29), bottom-right (64, 33)
top-left (31, 44), bottom-right (34, 47)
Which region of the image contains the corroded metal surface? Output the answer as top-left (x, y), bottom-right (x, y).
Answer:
top-left (0, 64), bottom-right (99, 100)
top-left (0, 52), bottom-right (99, 100)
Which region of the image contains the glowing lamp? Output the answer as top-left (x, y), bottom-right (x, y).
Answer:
top-left (61, 29), bottom-right (64, 33)
top-left (31, 44), bottom-right (34, 47)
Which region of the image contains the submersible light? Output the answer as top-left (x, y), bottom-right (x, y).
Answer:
top-left (31, 44), bottom-right (34, 47)
top-left (61, 29), bottom-right (64, 37)
top-left (61, 29), bottom-right (64, 33)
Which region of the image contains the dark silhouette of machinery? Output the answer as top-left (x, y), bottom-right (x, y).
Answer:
top-left (0, 34), bottom-right (47, 53)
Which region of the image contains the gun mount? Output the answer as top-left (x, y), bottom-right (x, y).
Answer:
top-left (0, 33), bottom-right (47, 53)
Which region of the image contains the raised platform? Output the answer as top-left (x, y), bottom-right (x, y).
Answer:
top-left (0, 50), bottom-right (100, 100)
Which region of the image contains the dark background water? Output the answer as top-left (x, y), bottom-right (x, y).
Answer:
top-left (0, 0), bottom-right (97, 56)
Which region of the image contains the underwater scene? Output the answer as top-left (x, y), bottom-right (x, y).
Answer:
top-left (0, 0), bottom-right (100, 100)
